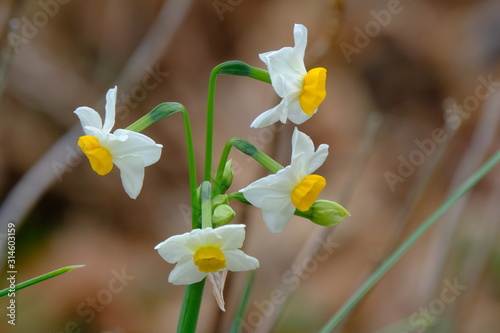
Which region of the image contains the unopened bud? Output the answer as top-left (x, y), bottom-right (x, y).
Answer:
top-left (308, 200), bottom-right (349, 226)
top-left (212, 194), bottom-right (229, 208)
top-left (219, 160), bottom-right (234, 193)
top-left (213, 205), bottom-right (236, 226)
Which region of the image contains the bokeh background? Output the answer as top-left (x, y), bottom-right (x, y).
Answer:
top-left (1, 0), bottom-right (500, 332)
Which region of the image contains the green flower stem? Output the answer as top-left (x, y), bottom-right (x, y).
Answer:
top-left (176, 280), bottom-right (206, 333)
top-left (0, 265), bottom-right (85, 297)
top-left (204, 61), bottom-right (271, 182)
top-left (126, 103), bottom-right (199, 227)
top-left (318, 149), bottom-right (500, 333)
top-left (213, 138), bottom-right (284, 195)
top-left (201, 181), bottom-right (213, 229)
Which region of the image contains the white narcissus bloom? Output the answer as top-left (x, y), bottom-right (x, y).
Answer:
top-left (240, 128), bottom-right (329, 233)
top-left (75, 86), bottom-right (162, 199)
top-left (155, 224), bottom-right (259, 311)
top-left (251, 24), bottom-right (327, 128)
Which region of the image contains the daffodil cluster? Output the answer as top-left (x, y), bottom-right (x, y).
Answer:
top-left (73, 24), bottom-right (347, 318)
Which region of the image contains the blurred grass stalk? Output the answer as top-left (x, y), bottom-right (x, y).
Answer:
top-left (319, 148), bottom-right (500, 332)
top-left (0, 265), bottom-right (85, 297)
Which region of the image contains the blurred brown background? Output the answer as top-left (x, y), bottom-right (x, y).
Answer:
top-left (1, 0), bottom-right (500, 332)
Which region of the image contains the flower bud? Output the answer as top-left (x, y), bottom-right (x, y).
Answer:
top-left (212, 194), bottom-right (229, 208)
top-left (219, 160), bottom-right (235, 193)
top-left (308, 200), bottom-right (349, 227)
top-left (213, 205), bottom-right (236, 226)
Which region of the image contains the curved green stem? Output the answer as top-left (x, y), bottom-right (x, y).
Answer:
top-left (213, 138), bottom-right (284, 195)
top-left (204, 61), bottom-right (271, 182)
top-left (126, 103), bottom-right (199, 227)
top-left (318, 150), bottom-right (500, 332)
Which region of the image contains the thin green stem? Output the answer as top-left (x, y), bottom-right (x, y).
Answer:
top-left (319, 150), bottom-right (500, 332)
top-left (124, 103), bottom-right (198, 226)
top-left (180, 109), bottom-right (199, 228)
top-left (176, 280), bottom-right (206, 333)
top-left (229, 271), bottom-right (256, 333)
top-left (201, 181), bottom-right (212, 229)
top-left (204, 61), bottom-right (271, 182)
top-left (0, 265), bottom-right (84, 297)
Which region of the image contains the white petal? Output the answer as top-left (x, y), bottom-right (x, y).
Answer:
top-left (261, 196), bottom-right (296, 233)
top-left (260, 47), bottom-right (302, 97)
top-left (102, 86), bottom-right (117, 133)
top-left (155, 232), bottom-right (193, 263)
top-left (250, 99), bottom-right (287, 128)
top-left (224, 249), bottom-right (259, 271)
top-left (74, 107), bottom-right (103, 134)
top-left (214, 225), bottom-right (246, 250)
top-left (286, 98), bottom-right (314, 124)
top-left (110, 129), bottom-right (163, 165)
top-left (291, 128), bottom-right (315, 162)
top-left (168, 256), bottom-right (206, 285)
top-left (113, 155), bottom-right (146, 199)
top-left (241, 171), bottom-right (292, 208)
top-left (290, 24), bottom-right (308, 72)
top-left (183, 228), bottom-right (217, 249)
top-left (308, 143), bottom-right (329, 174)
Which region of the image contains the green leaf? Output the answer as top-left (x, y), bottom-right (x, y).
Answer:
top-left (0, 265), bottom-right (85, 297)
top-left (229, 271), bottom-right (256, 333)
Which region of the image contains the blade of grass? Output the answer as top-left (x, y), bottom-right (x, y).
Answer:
top-left (228, 271), bottom-right (256, 333)
top-left (0, 265), bottom-right (85, 297)
top-left (318, 149), bottom-right (500, 333)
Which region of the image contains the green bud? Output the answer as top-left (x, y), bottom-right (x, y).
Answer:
top-left (212, 194), bottom-right (229, 208)
top-left (219, 160), bottom-right (235, 193)
top-left (308, 200), bottom-right (350, 227)
top-left (212, 204), bottom-right (236, 226)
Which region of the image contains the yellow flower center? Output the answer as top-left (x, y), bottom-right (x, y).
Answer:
top-left (194, 247), bottom-right (226, 273)
top-left (291, 174), bottom-right (326, 211)
top-left (77, 135), bottom-right (113, 176)
top-left (299, 67), bottom-right (327, 115)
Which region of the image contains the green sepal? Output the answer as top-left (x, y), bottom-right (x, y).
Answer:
top-left (215, 60), bottom-right (271, 84)
top-left (231, 138), bottom-right (284, 173)
top-left (125, 102), bottom-right (186, 133)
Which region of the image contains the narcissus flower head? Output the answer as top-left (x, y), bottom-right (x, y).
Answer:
top-left (155, 224), bottom-right (259, 311)
top-left (240, 128), bottom-right (329, 232)
top-left (251, 24), bottom-right (327, 128)
top-left (75, 86), bottom-right (162, 199)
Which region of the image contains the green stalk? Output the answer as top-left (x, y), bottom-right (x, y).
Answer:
top-left (134, 103), bottom-right (202, 332)
top-left (318, 150), bottom-right (500, 332)
top-left (0, 265), bottom-right (84, 297)
top-left (229, 271), bottom-right (256, 333)
top-left (204, 61), bottom-right (271, 182)
top-left (213, 138), bottom-right (284, 195)
top-left (201, 181), bottom-right (213, 229)
top-left (125, 103), bottom-right (198, 226)
top-left (176, 280), bottom-right (206, 333)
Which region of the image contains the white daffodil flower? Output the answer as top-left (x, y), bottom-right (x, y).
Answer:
top-left (75, 86), bottom-right (162, 199)
top-left (251, 24), bottom-right (327, 128)
top-left (155, 224), bottom-right (259, 311)
top-left (240, 128), bottom-right (329, 233)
